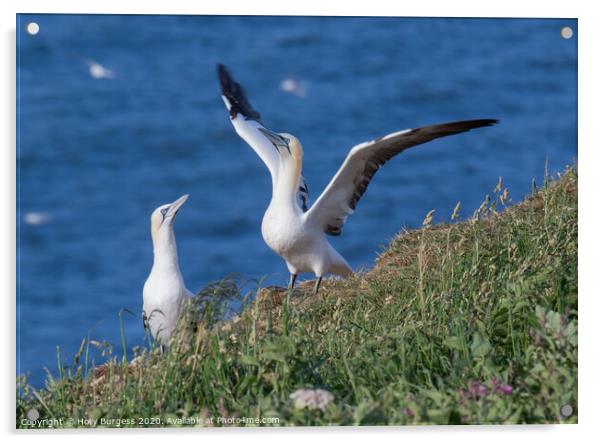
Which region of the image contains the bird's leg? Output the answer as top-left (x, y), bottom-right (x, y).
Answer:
top-left (282, 273), bottom-right (297, 336)
top-left (313, 277), bottom-right (323, 295)
top-left (142, 311), bottom-right (148, 331)
top-left (288, 273), bottom-right (298, 290)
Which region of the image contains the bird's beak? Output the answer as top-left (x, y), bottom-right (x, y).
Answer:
top-left (258, 127), bottom-right (291, 153)
top-left (166, 194), bottom-right (189, 219)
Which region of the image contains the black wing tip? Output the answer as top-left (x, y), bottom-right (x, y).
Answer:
top-left (411, 118), bottom-right (499, 137)
top-left (216, 63), bottom-right (235, 100)
top-left (216, 63), bottom-right (262, 122)
top-left (216, 63), bottom-right (231, 89)
top-left (447, 118), bottom-right (499, 130)
top-left (468, 118), bottom-right (499, 127)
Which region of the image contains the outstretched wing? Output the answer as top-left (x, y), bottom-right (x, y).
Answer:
top-left (305, 119), bottom-right (498, 235)
top-left (218, 64), bottom-right (310, 211)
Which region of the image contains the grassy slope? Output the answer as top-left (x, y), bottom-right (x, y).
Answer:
top-left (17, 166), bottom-right (578, 427)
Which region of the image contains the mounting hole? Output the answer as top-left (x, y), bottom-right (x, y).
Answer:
top-left (560, 404), bottom-right (573, 417)
top-left (26, 22), bottom-right (39, 35)
top-left (26, 408), bottom-right (40, 421)
top-left (560, 26), bottom-right (573, 39)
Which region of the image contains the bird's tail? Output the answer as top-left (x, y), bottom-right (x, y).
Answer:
top-left (327, 247), bottom-right (354, 277)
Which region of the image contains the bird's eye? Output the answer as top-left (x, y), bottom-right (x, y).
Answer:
top-left (160, 208), bottom-right (169, 217)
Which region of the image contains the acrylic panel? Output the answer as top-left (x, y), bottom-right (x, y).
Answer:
top-left (16, 14), bottom-right (577, 427)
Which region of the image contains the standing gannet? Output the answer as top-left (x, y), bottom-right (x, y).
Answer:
top-left (142, 194), bottom-right (194, 345)
top-left (218, 64), bottom-right (497, 293)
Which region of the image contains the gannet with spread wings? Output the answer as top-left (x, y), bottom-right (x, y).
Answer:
top-left (218, 63), bottom-right (497, 293)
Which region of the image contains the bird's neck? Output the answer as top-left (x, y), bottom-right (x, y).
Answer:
top-left (272, 157), bottom-right (302, 211)
top-left (152, 230), bottom-right (181, 272)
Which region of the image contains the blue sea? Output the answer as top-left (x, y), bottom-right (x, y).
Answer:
top-left (16, 15), bottom-right (577, 386)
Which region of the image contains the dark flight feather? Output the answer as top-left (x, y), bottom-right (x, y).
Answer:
top-left (217, 63), bottom-right (262, 122)
top-left (314, 119), bottom-right (498, 236)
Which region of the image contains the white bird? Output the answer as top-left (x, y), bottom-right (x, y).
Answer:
top-left (218, 64), bottom-right (497, 293)
top-left (142, 194), bottom-right (194, 345)
top-left (280, 76), bottom-right (308, 98)
top-left (85, 59), bottom-right (115, 80)
top-left (23, 211), bottom-right (51, 226)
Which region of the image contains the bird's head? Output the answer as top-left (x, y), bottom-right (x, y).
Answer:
top-left (279, 132), bottom-right (303, 160)
top-left (150, 194), bottom-right (189, 245)
top-left (258, 127), bottom-right (303, 161)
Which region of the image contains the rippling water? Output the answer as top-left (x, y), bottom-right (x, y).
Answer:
top-left (17, 15), bottom-right (577, 385)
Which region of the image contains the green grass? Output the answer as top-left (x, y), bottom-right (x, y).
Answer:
top-left (17, 165), bottom-right (578, 427)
